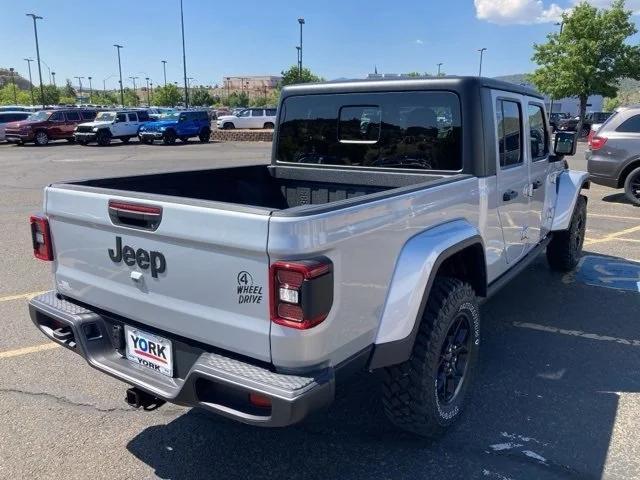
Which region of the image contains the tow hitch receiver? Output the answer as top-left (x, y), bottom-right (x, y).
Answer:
top-left (125, 387), bottom-right (165, 411)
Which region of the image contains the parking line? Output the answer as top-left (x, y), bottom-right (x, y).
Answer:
top-left (0, 343), bottom-right (60, 359)
top-left (513, 321), bottom-right (640, 346)
top-left (584, 224), bottom-right (640, 246)
top-left (0, 290), bottom-right (47, 303)
top-left (589, 213), bottom-right (640, 221)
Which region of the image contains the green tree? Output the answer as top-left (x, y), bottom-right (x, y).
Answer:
top-left (0, 84), bottom-right (30, 105)
top-left (123, 88), bottom-right (139, 107)
top-left (280, 65), bottom-right (323, 86)
top-left (42, 85), bottom-right (60, 105)
top-left (90, 91), bottom-right (118, 106)
top-left (531, 1), bottom-right (640, 135)
top-left (153, 84), bottom-right (182, 107)
top-left (603, 97), bottom-right (621, 111)
top-left (63, 79), bottom-right (76, 99)
top-left (191, 88), bottom-right (214, 106)
top-left (226, 91), bottom-right (250, 108)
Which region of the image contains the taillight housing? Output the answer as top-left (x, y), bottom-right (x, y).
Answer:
top-left (269, 258), bottom-right (333, 329)
top-left (587, 129), bottom-right (595, 147)
top-left (29, 215), bottom-right (53, 261)
top-left (590, 136), bottom-right (608, 151)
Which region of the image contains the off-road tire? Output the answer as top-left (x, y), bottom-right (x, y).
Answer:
top-left (199, 128), bottom-right (211, 142)
top-left (34, 130), bottom-right (49, 146)
top-left (163, 130), bottom-right (176, 145)
top-left (121, 136), bottom-right (130, 144)
top-left (546, 194), bottom-right (587, 271)
top-left (96, 130), bottom-right (111, 146)
top-left (382, 277), bottom-right (480, 438)
top-left (223, 122), bottom-right (235, 130)
top-left (623, 166), bottom-right (640, 206)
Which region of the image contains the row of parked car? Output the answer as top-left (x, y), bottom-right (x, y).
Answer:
top-left (0, 106), bottom-right (278, 146)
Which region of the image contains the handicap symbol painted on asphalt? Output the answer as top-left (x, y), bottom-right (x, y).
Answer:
top-left (576, 255), bottom-right (640, 293)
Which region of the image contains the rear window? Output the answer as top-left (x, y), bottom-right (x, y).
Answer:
top-left (266, 109), bottom-right (277, 116)
top-left (276, 91), bottom-right (462, 171)
top-left (616, 114), bottom-right (640, 133)
top-left (65, 111), bottom-right (81, 122)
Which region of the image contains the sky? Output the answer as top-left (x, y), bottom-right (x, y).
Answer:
top-left (1, 0), bottom-right (639, 90)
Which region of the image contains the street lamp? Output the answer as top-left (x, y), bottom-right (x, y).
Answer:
top-left (26, 13), bottom-right (46, 109)
top-left (161, 60), bottom-right (167, 87)
top-left (180, 0), bottom-right (189, 108)
top-left (103, 74), bottom-right (116, 93)
top-left (51, 71), bottom-right (56, 88)
top-left (114, 44), bottom-right (124, 107)
top-left (297, 18), bottom-right (305, 78)
top-left (41, 60), bottom-right (52, 84)
top-left (88, 76), bottom-right (93, 103)
top-left (150, 80), bottom-right (154, 104)
top-left (296, 46), bottom-right (301, 72)
top-left (478, 47), bottom-right (487, 77)
top-left (555, 21), bottom-right (564, 34)
top-left (24, 58), bottom-right (35, 105)
top-left (145, 77), bottom-right (150, 107)
top-left (74, 76), bottom-right (84, 103)
top-left (9, 68), bottom-right (17, 104)
top-left (437, 62), bottom-right (443, 76)
top-left (129, 76), bottom-right (139, 105)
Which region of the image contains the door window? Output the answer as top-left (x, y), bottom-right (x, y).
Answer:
top-left (237, 110), bottom-right (250, 117)
top-left (65, 111), bottom-right (81, 122)
top-left (251, 109), bottom-right (264, 117)
top-left (116, 113), bottom-right (127, 123)
top-left (266, 109), bottom-right (277, 116)
top-left (50, 112), bottom-right (65, 122)
top-left (496, 99), bottom-right (523, 168)
top-left (527, 104), bottom-right (548, 161)
top-left (127, 113), bottom-right (138, 122)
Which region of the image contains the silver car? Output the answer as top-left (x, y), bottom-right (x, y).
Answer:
top-left (0, 111), bottom-right (31, 141)
top-left (587, 105), bottom-right (640, 205)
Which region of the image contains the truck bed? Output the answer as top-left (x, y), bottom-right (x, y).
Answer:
top-left (61, 164), bottom-right (453, 214)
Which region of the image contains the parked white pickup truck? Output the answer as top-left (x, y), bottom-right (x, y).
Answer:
top-left (29, 77), bottom-right (587, 437)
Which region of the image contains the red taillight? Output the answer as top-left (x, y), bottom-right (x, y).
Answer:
top-left (29, 215), bottom-right (53, 261)
top-left (587, 129), bottom-right (595, 147)
top-left (269, 258), bottom-right (333, 330)
top-left (590, 136), bottom-right (608, 151)
top-left (108, 200), bottom-right (162, 215)
top-left (249, 393), bottom-right (272, 408)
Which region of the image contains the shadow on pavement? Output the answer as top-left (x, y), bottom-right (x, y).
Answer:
top-left (602, 192), bottom-right (637, 207)
top-left (127, 254), bottom-right (640, 480)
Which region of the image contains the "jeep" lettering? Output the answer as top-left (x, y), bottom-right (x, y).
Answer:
top-left (108, 236), bottom-right (166, 278)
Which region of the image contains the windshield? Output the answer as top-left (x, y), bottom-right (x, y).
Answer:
top-left (95, 112), bottom-right (116, 122)
top-left (159, 112), bottom-right (180, 120)
top-left (276, 91), bottom-right (462, 171)
top-left (27, 111), bottom-right (51, 122)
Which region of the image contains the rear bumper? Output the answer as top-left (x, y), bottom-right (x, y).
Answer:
top-left (586, 152), bottom-right (621, 188)
top-left (29, 291), bottom-right (335, 427)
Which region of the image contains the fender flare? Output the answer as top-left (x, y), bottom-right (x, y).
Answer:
top-left (551, 170), bottom-right (590, 232)
top-left (368, 220), bottom-right (485, 370)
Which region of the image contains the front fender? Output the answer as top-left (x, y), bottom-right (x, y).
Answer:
top-left (369, 220), bottom-right (483, 369)
top-left (551, 170), bottom-right (589, 231)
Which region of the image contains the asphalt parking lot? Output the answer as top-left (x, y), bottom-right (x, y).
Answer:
top-left (0, 139), bottom-right (639, 480)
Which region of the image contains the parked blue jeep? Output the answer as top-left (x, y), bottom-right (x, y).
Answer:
top-left (138, 110), bottom-right (211, 144)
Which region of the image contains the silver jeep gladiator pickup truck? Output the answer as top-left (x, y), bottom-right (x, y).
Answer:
top-left (28, 77), bottom-right (588, 437)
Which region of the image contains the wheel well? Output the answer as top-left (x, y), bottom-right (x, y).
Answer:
top-left (436, 243), bottom-right (487, 297)
top-left (619, 160), bottom-right (640, 188)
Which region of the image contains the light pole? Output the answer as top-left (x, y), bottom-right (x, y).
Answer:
top-left (103, 74), bottom-right (116, 93)
top-left (26, 13), bottom-right (46, 109)
top-left (88, 76), bottom-right (93, 103)
top-left (74, 76), bottom-right (84, 103)
top-left (297, 18), bottom-right (305, 78)
top-left (296, 46), bottom-right (301, 73)
top-left (145, 77), bottom-right (150, 106)
top-left (161, 60), bottom-right (167, 87)
top-left (41, 60), bottom-right (52, 84)
top-left (478, 47), bottom-right (487, 77)
top-left (9, 68), bottom-right (17, 104)
top-left (114, 44), bottom-right (124, 107)
top-left (437, 62), bottom-right (443, 76)
top-left (180, 0), bottom-right (189, 108)
top-left (150, 80), bottom-right (154, 104)
top-left (51, 71), bottom-right (56, 88)
top-left (24, 58), bottom-right (35, 105)
top-left (129, 76), bottom-right (139, 105)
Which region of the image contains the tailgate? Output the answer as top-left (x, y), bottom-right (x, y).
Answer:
top-left (45, 186), bottom-right (272, 362)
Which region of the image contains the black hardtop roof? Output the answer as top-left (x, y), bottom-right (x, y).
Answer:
top-left (281, 76), bottom-right (544, 100)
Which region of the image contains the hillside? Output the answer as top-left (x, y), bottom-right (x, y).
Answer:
top-left (0, 68), bottom-right (33, 90)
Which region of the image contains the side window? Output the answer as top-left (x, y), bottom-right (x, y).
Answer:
top-left (616, 114), bottom-right (640, 133)
top-left (137, 111), bottom-right (150, 121)
top-left (237, 109), bottom-right (250, 117)
top-left (50, 111), bottom-right (65, 122)
top-left (65, 111), bottom-right (81, 122)
top-left (127, 113), bottom-right (138, 122)
top-left (81, 111), bottom-right (96, 121)
top-left (527, 104), bottom-right (548, 161)
top-left (251, 109), bottom-right (264, 117)
top-left (116, 113), bottom-right (127, 123)
top-left (266, 109), bottom-right (277, 116)
top-left (496, 99), bottom-right (523, 168)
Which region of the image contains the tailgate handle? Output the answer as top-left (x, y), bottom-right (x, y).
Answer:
top-left (108, 200), bottom-right (162, 231)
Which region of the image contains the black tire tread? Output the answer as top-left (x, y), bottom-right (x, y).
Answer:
top-left (546, 195), bottom-right (587, 271)
top-left (382, 277), bottom-right (477, 438)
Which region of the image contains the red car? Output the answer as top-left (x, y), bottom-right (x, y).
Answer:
top-left (5, 109), bottom-right (97, 146)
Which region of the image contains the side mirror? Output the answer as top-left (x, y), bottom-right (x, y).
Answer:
top-left (553, 131), bottom-right (577, 157)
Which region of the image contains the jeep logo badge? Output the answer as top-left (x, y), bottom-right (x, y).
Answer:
top-left (108, 236), bottom-right (166, 278)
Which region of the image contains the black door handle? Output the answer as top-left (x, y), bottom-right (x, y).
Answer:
top-left (503, 190), bottom-right (518, 202)
top-left (532, 180), bottom-right (542, 190)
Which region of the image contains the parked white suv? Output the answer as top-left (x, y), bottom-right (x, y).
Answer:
top-left (216, 107), bottom-right (277, 130)
top-left (74, 110), bottom-right (151, 145)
